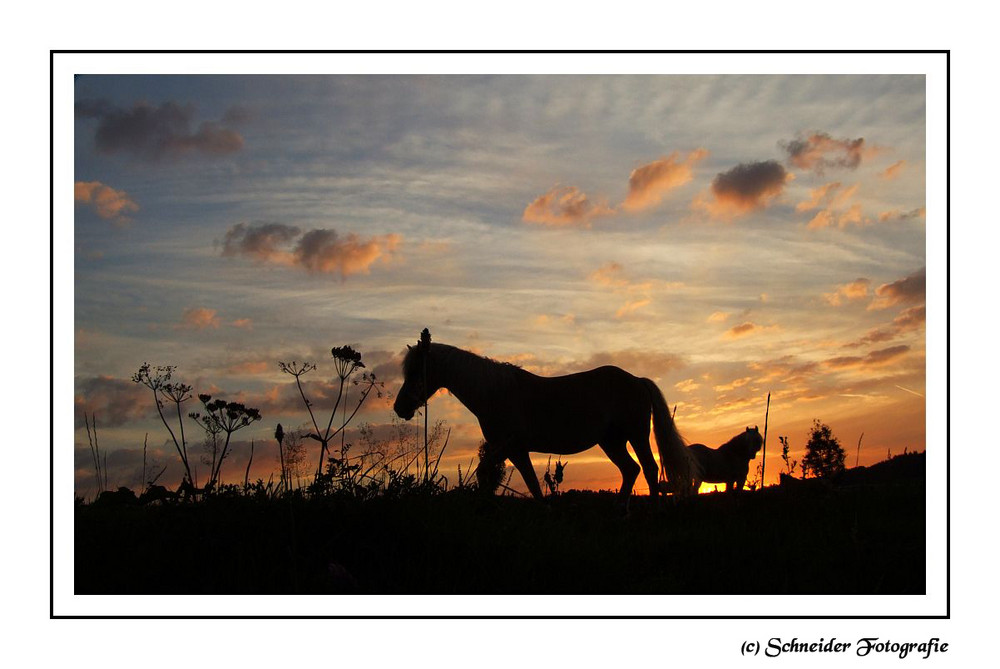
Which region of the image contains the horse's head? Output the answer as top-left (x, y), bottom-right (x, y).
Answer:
top-left (393, 328), bottom-right (439, 420)
top-left (743, 425), bottom-right (764, 459)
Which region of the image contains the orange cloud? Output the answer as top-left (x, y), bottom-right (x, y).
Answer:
top-left (713, 376), bottom-right (752, 392)
top-left (707, 311), bottom-right (730, 323)
top-left (622, 149), bottom-right (708, 212)
top-left (726, 322), bottom-right (758, 338)
top-left (807, 203), bottom-right (867, 230)
top-left (869, 268), bottom-right (925, 311)
top-left (226, 360), bottom-right (271, 375)
top-left (221, 223), bottom-right (402, 278)
top-left (295, 230), bottom-right (401, 277)
top-left (615, 298), bottom-right (651, 319)
top-left (231, 318), bottom-right (253, 329)
top-left (823, 278), bottom-right (871, 306)
top-left (589, 262), bottom-right (629, 287)
top-left (783, 132), bottom-right (876, 173)
top-left (880, 160), bottom-right (906, 180)
top-left (695, 160), bottom-right (791, 220)
top-left (675, 378), bottom-right (700, 392)
top-left (179, 307), bottom-right (221, 330)
top-left (74, 181), bottom-right (139, 225)
top-left (522, 186), bottom-right (615, 227)
top-left (878, 207), bottom-right (925, 223)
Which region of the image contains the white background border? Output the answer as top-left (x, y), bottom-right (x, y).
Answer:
top-left (11, 1), bottom-right (996, 663)
top-left (53, 51), bottom-right (947, 619)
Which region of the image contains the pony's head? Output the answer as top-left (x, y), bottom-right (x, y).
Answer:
top-left (742, 425), bottom-right (764, 459)
top-left (393, 328), bottom-right (439, 420)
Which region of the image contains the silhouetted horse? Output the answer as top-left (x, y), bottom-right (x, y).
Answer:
top-left (393, 329), bottom-right (695, 505)
top-left (686, 426), bottom-right (763, 493)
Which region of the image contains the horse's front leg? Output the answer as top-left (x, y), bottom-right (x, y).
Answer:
top-left (507, 449), bottom-right (544, 500)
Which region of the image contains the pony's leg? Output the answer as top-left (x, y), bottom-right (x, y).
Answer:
top-left (599, 440), bottom-right (640, 507)
top-left (629, 433), bottom-right (661, 498)
top-left (507, 449), bottom-right (544, 500)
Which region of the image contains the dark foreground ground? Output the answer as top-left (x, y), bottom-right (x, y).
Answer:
top-left (75, 453), bottom-right (925, 595)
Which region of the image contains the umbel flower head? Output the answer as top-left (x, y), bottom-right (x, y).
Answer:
top-left (331, 345), bottom-right (365, 379)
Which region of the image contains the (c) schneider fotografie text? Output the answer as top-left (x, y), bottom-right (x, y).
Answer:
top-left (739, 637), bottom-right (949, 659)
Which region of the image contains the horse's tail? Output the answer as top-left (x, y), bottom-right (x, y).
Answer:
top-left (642, 378), bottom-right (697, 496)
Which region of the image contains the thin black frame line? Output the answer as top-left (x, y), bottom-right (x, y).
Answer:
top-left (51, 50), bottom-right (949, 620)
top-left (52, 49), bottom-right (951, 57)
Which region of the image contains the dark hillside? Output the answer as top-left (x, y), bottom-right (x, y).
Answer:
top-left (76, 456), bottom-right (925, 597)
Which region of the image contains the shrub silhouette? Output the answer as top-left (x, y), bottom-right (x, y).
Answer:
top-left (802, 419), bottom-right (846, 478)
top-left (476, 441), bottom-right (507, 494)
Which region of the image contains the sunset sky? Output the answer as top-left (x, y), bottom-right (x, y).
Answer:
top-left (73, 74), bottom-right (927, 497)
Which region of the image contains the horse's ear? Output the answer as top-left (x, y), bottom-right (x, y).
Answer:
top-left (406, 344), bottom-right (412, 351)
top-left (746, 426), bottom-right (751, 432)
top-left (754, 425), bottom-right (759, 432)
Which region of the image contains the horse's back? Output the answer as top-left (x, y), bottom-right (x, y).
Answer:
top-left (511, 365), bottom-right (651, 452)
top-left (688, 443), bottom-right (743, 482)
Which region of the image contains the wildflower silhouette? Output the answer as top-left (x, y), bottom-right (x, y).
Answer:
top-left (132, 363), bottom-right (195, 484)
top-left (188, 395), bottom-right (262, 490)
top-left (279, 346), bottom-right (382, 486)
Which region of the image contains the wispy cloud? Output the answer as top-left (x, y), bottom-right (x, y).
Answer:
top-left (588, 261), bottom-right (681, 320)
top-left (75, 99), bottom-right (244, 161)
top-left (846, 305), bottom-right (925, 347)
top-left (880, 160), bottom-right (906, 180)
top-left (825, 344), bottom-right (910, 369)
top-left (74, 181), bottom-right (139, 226)
top-left (615, 298), bottom-right (652, 319)
top-left (522, 186), bottom-right (615, 227)
top-left (75, 376), bottom-right (154, 428)
top-left (795, 182), bottom-right (869, 230)
top-left (707, 311), bottom-right (730, 323)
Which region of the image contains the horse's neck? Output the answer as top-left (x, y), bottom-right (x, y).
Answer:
top-left (719, 437), bottom-right (746, 457)
top-left (436, 346), bottom-right (511, 419)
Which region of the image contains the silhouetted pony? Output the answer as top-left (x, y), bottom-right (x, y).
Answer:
top-left (393, 329), bottom-right (694, 505)
top-left (686, 426), bottom-right (763, 493)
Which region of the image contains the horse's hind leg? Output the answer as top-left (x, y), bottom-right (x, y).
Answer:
top-left (630, 433), bottom-right (660, 498)
top-left (599, 439), bottom-right (640, 508)
top-left (507, 449), bottom-right (545, 500)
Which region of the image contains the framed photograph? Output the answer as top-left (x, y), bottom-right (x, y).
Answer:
top-left (53, 52), bottom-right (947, 621)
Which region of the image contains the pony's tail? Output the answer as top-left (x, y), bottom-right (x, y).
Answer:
top-left (643, 378), bottom-right (697, 496)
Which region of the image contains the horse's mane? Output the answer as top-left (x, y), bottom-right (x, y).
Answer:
top-left (403, 342), bottom-right (525, 389)
top-left (718, 430), bottom-right (760, 458)
top-left (719, 432), bottom-right (748, 451)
